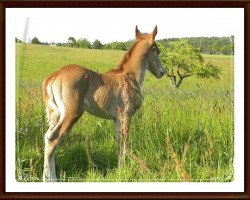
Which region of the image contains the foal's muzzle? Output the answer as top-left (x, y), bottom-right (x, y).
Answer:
top-left (159, 68), bottom-right (166, 78)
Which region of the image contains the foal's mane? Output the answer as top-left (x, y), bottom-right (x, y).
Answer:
top-left (107, 32), bottom-right (151, 74)
top-left (108, 41), bottom-right (138, 73)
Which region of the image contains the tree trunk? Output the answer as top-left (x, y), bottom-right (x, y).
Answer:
top-left (176, 77), bottom-right (184, 89)
top-left (170, 76), bottom-right (177, 89)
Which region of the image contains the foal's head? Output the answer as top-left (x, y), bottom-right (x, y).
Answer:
top-left (136, 25), bottom-right (166, 79)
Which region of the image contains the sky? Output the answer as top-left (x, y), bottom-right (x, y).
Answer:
top-left (11, 8), bottom-right (243, 44)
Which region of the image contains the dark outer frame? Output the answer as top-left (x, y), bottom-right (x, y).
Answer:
top-left (0, 1), bottom-right (249, 199)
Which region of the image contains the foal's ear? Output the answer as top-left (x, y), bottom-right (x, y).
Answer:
top-left (150, 25), bottom-right (158, 42)
top-left (135, 25), bottom-right (143, 41)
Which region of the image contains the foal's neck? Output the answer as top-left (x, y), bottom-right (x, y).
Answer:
top-left (123, 45), bottom-right (148, 86)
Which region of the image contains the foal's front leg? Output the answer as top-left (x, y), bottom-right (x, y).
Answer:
top-left (115, 115), bottom-right (130, 167)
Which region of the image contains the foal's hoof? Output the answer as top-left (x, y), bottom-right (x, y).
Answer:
top-left (43, 177), bottom-right (58, 182)
top-left (43, 172), bottom-right (57, 182)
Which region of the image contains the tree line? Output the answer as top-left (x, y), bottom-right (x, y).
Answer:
top-left (67, 37), bottom-right (134, 51)
top-left (15, 35), bottom-right (234, 55)
top-left (158, 36), bottom-right (234, 55)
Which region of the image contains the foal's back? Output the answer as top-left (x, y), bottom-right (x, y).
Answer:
top-left (43, 64), bottom-right (124, 124)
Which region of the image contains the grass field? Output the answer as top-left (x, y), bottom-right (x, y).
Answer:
top-left (16, 43), bottom-right (234, 182)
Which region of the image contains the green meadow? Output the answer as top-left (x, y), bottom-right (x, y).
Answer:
top-left (16, 43), bottom-right (234, 182)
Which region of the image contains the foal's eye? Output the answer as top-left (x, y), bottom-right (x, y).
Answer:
top-left (152, 45), bottom-right (160, 54)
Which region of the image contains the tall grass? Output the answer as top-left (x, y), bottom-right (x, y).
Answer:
top-left (16, 43), bottom-right (234, 182)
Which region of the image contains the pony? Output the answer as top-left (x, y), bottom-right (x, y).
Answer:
top-left (43, 25), bottom-right (166, 182)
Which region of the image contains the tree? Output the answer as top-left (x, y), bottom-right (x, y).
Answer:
top-left (31, 37), bottom-right (40, 44)
top-left (158, 40), bottom-right (221, 89)
top-left (220, 43), bottom-right (233, 55)
top-left (92, 39), bottom-right (103, 49)
top-left (15, 38), bottom-right (22, 43)
top-left (103, 41), bottom-right (126, 51)
top-left (68, 36), bottom-right (76, 47)
top-left (76, 38), bottom-right (91, 49)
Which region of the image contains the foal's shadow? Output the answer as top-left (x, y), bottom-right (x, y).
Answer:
top-left (56, 126), bottom-right (118, 181)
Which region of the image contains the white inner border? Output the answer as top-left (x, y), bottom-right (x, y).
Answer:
top-left (6, 8), bottom-right (244, 192)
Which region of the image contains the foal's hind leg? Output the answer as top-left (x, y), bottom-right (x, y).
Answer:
top-left (43, 89), bottom-right (85, 182)
top-left (43, 110), bottom-right (84, 182)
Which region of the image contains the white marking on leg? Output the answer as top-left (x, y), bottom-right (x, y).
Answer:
top-left (43, 135), bottom-right (58, 182)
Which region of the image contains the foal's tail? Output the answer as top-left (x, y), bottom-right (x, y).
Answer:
top-left (43, 75), bottom-right (65, 140)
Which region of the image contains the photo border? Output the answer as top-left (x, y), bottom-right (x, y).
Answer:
top-left (1, 1), bottom-right (249, 199)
